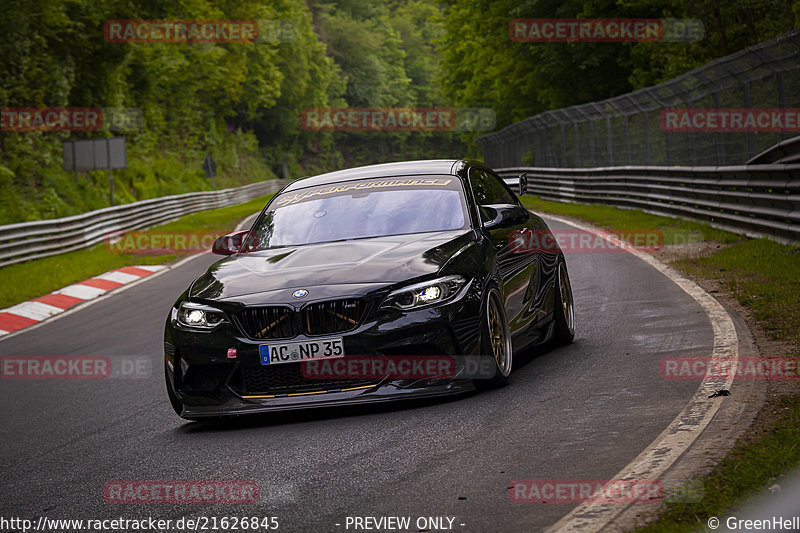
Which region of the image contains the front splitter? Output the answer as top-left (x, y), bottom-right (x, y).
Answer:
top-left (179, 379), bottom-right (477, 419)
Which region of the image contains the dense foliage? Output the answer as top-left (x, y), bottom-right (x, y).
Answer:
top-left (438, 0), bottom-right (800, 126)
top-left (1, 0), bottom-right (795, 224)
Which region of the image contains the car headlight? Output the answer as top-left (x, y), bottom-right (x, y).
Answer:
top-left (382, 275), bottom-right (468, 310)
top-left (176, 302), bottom-right (227, 329)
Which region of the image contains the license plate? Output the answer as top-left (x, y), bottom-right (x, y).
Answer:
top-left (259, 337), bottom-right (345, 365)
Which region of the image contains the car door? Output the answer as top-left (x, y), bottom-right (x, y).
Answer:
top-left (468, 167), bottom-right (538, 333)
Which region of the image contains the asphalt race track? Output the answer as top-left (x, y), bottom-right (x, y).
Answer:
top-left (0, 217), bottom-right (710, 532)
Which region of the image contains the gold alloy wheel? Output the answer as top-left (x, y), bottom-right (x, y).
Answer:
top-left (489, 300), bottom-right (503, 365)
top-left (486, 291), bottom-right (512, 377)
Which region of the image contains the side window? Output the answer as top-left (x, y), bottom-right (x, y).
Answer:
top-left (487, 170), bottom-right (520, 205)
top-left (469, 169), bottom-right (517, 206)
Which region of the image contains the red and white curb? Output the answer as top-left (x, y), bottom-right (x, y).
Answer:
top-left (0, 265), bottom-right (166, 337)
top-left (0, 212), bottom-right (257, 340)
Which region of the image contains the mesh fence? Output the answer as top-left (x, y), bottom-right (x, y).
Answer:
top-left (476, 28), bottom-right (800, 168)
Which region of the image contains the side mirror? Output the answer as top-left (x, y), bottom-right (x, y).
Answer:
top-left (212, 230), bottom-right (252, 255)
top-left (482, 204), bottom-right (530, 230)
top-left (518, 173), bottom-right (528, 196)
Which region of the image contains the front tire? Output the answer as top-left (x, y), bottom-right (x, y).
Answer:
top-left (474, 287), bottom-right (513, 389)
top-left (164, 361), bottom-right (184, 417)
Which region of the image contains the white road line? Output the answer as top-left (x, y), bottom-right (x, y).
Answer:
top-left (0, 248), bottom-right (215, 343)
top-left (134, 265), bottom-right (167, 273)
top-left (56, 284), bottom-right (107, 300)
top-left (0, 329), bottom-right (9, 336)
top-left (2, 301), bottom-right (65, 321)
top-left (542, 215), bottom-right (738, 533)
top-left (97, 271), bottom-right (141, 284)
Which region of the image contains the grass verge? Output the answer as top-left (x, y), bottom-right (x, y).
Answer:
top-left (520, 196), bottom-right (741, 245)
top-left (519, 195), bottom-right (800, 530)
top-left (0, 194), bottom-right (272, 310)
top-left (675, 240), bottom-right (800, 348)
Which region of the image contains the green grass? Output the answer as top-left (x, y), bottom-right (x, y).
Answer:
top-left (636, 396), bottom-right (800, 533)
top-left (520, 196), bottom-right (741, 245)
top-left (154, 195), bottom-right (269, 233)
top-left (0, 194), bottom-right (272, 309)
top-left (0, 132), bottom-right (277, 225)
top-left (676, 240), bottom-right (800, 348)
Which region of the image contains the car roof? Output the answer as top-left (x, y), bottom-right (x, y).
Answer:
top-left (282, 159), bottom-right (471, 192)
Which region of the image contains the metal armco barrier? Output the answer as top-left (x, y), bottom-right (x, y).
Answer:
top-left (0, 180), bottom-right (290, 268)
top-left (498, 165), bottom-right (800, 244)
top-left (747, 136), bottom-right (800, 165)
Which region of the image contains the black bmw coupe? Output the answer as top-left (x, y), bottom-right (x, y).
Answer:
top-left (164, 160), bottom-right (574, 419)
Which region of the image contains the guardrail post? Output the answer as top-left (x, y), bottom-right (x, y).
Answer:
top-left (743, 81), bottom-right (755, 159)
top-left (573, 122), bottom-right (580, 167)
top-left (777, 72), bottom-right (788, 141)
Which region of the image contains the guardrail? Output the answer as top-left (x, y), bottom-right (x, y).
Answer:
top-left (0, 180), bottom-right (290, 269)
top-left (747, 135), bottom-right (800, 165)
top-left (498, 165), bottom-right (800, 244)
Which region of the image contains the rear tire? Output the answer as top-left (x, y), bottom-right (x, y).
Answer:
top-left (474, 287), bottom-right (513, 389)
top-left (553, 260), bottom-right (575, 345)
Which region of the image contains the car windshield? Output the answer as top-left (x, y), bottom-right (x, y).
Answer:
top-left (250, 176), bottom-right (468, 249)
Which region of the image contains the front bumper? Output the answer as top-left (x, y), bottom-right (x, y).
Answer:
top-left (170, 375), bottom-right (476, 418)
top-left (164, 284), bottom-right (484, 418)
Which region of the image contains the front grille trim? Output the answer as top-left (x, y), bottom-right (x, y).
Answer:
top-left (234, 305), bottom-right (297, 340)
top-left (302, 298), bottom-right (365, 337)
top-left (235, 299), bottom-right (368, 340)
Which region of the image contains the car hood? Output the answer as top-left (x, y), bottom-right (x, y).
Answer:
top-left (189, 229), bottom-right (475, 301)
